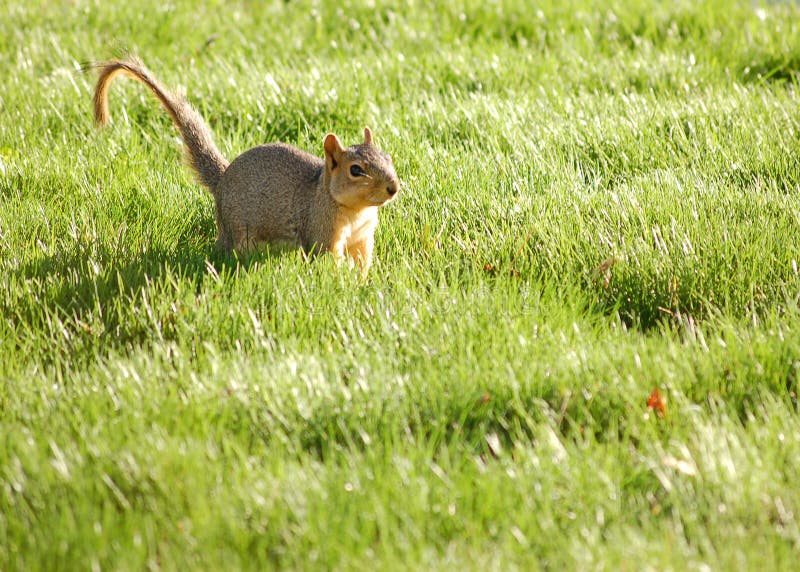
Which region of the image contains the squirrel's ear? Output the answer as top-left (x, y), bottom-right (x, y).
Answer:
top-left (323, 133), bottom-right (344, 170)
top-left (363, 127), bottom-right (373, 145)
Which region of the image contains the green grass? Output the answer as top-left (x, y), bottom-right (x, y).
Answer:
top-left (3, 0), bottom-right (800, 568)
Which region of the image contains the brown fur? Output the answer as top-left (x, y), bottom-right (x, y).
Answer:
top-left (91, 57), bottom-right (400, 273)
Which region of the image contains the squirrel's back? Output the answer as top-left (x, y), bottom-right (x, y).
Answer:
top-left (213, 143), bottom-right (324, 249)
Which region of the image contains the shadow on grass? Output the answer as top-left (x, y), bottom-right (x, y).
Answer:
top-left (739, 53), bottom-right (800, 85)
top-left (5, 234), bottom-right (292, 366)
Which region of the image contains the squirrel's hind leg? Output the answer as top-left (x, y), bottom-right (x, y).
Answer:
top-left (214, 230), bottom-right (234, 253)
top-left (215, 225), bottom-right (261, 256)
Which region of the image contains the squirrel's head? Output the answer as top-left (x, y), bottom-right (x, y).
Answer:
top-left (323, 127), bottom-right (401, 209)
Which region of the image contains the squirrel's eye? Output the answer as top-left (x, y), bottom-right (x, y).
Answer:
top-left (349, 164), bottom-right (366, 177)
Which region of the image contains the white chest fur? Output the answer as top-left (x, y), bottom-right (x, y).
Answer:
top-left (341, 206), bottom-right (378, 247)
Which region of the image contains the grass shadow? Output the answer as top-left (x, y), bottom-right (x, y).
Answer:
top-left (739, 53), bottom-right (800, 85)
top-left (5, 235), bottom-right (294, 366)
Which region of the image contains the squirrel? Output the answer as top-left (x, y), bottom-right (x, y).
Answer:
top-left (90, 57), bottom-right (401, 274)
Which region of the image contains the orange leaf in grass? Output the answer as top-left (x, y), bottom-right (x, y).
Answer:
top-left (647, 388), bottom-right (667, 417)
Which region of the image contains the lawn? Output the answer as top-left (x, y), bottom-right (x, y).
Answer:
top-left (2, 0), bottom-right (800, 569)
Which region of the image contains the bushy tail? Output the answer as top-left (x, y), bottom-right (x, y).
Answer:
top-left (91, 57), bottom-right (228, 190)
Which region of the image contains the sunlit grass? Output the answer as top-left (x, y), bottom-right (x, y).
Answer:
top-left (2, 0), bottom-right (800, 569)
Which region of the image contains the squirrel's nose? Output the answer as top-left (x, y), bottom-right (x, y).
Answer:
top-left (386, 183), bottom-right (399, 196)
